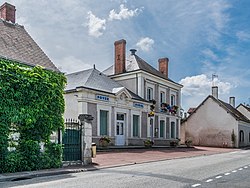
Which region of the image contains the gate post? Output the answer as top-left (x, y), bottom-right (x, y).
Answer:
top-left (78, 114), bottom-right (94, 165)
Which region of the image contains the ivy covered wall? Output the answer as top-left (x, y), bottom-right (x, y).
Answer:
top-left (0, 58), bottom-right (66, 173)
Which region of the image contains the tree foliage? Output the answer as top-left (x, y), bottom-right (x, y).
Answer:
top-left (0, 58), bottom-right (66, 172)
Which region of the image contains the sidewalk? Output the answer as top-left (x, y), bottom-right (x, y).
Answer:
top-left (0, 146), bottom-right (239, 182)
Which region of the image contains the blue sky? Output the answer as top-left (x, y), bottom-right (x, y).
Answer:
top-left (2, 0), bottom-right (250, 111)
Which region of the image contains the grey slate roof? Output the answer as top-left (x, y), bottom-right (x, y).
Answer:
top-left (0, 19), bottom-right (59, 71)
top-left (103, 53), bottom-right (180, 86)
top-left (182, 95), bottom-right (250, 123)
top-left (65, 68), bottom-right (147, 102)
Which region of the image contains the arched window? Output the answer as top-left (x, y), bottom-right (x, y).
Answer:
top-left (239, 130), bottom-right (244, 142)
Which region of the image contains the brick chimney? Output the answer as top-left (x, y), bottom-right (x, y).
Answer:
top-left (114, 39), bottom-right (126, 74)
top-left (0, 2), bottom-right (16, 23)
top-left (158, 58), bottom-right (169, 78)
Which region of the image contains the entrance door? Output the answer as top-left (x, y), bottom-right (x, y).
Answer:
top-left (115, 114), bottom-right (125, 145)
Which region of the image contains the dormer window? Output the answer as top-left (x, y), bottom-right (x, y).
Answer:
top-left (147, 87), bottom-right (153, 101)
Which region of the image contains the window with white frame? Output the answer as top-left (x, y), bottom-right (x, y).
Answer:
top-left (160, 91), bottom-right (166, 104)
top-left (100, 110), bottom-right (108, 135)
top-left (159, 120), bottom-right (165, 138)
top-left (170, 121), bottom-right (175, 138)
top-left (147, 87), bottom-right (153, 101)
top-left (170, 94), bottom-right (176, 106)
top-left (133, 115), bottom-right (139, 137)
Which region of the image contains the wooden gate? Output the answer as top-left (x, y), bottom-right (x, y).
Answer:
top-left (62, 119), bottom-right (82, 161)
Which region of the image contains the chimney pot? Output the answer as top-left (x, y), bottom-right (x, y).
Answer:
top-left (229, 97), bottom-right (235, 108)
top-left (130, 49), bottom-right (137, 55)
top-left (158, 58), bottom-right (169, 78)
top-left (114, 39), bottom-right (126, 74)
top-left (212, 86), bottom-right (218, 99)
top-left (0, 2), bottom-right (16, 23)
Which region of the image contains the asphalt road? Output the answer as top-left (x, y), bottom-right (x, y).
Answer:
top-left (1, 149), bottom-right (250, 188)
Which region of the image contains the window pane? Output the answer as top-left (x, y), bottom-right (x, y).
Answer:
top-left (147, 87), bottom-right (153, 101)
top-left (133, 115), bottom-right (139, 137)
top-left (160, 92), bottom-right (165, 103)
top-left (117, 114), bottom-right (124, 120)
top-left (160, 120), bottom-right (164, 138)
top-left (171, 95), bottom-right (175, 106)
top-left (100, 110), bottom-right (108, 135)
top-left (171, 122), bottom-right (175, 138)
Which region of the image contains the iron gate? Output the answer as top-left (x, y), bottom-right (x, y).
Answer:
top-left (62, 119), bottom-right (82, 161)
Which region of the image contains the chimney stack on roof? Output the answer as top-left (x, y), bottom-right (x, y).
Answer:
top-left (130, 49), bottom-right (137, 55)
top-left (114, 39), bottom-right (126, 74)
top-left (158, 58), bottom-right (169, 79)
top-left (212, 86), bottom-right (218, 99)
top-left (0, 2), bottom-right (16, 23)
top-left (229, 97), bottom-right (235, 108)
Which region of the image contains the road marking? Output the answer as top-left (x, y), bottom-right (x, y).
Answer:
top-left (232, 170), bottom-right (237, 173)
top-left (239, 168), bottom-right (243, 171)
top-left (215, 176), bottom-right (222, 179)
top-left (192, 184), bottom-right (201, 187)
top-left (244, 166), bottom-right (248, 169)
top-left (206, 179), bottom-right (213, 182)
top-left (240, 151), bottom-right (248, 154)
top-left (224, 173), bottom-right (230, 175)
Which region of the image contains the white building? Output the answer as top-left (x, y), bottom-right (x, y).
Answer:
top-left (237, 104), bottom-right (250, 120)
top-left (181, 86), bottom-right (250, 148)
top-left (64, 39), bottom-right (183, 146)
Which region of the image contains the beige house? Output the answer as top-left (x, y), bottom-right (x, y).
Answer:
top-left (181, 86), bottom-right (250, 148)
top-left (103, 39), bottom-right (183, 145)
top-left (64, 39), bottom-right (183, 146)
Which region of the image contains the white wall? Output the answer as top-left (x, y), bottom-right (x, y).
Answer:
top-left (184, 97), bottom-right (238, 147)
top-left (64, 93), bottom-right (79, 120)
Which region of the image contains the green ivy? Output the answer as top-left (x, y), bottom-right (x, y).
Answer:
top-left (0, 58), bottom-right (66, 173)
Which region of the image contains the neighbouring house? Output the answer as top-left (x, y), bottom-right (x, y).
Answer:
top-left (0, 2), bottom-right (60, 144)
top-left (0, 2), bottom-right (59, 72)
top-left (64, 39), bottom-right (183, 146)
top-left (237, 104), bottom-right (250, 120)
top-left (181, 86), bottom-right (250, 148)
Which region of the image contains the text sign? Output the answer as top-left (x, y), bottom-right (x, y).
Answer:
top-left (96, 95), bottom-right (109, 102)
top-left (133, 102), bottom-right (144, 108)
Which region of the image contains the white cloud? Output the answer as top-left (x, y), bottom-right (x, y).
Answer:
top-left (179, 74), bottom-right (233, 110)
top-left (55, 56), bottom-right (92, 74)
top-left (136, 37), bottom-right (154, 51)
top-left (86, 11), bottom-right (106, 38)
top-left (236, 31), bottom-right (250, 41)
top-left (202, 48), bottom-right (219, 62)
top-left (180, 74), bottom-right (232, 97)
top-left (109, 4), bottom-right (143, 21)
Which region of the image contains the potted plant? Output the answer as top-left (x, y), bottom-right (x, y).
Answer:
top-left (170, 140), bottom-right (178, 147)
top-left (144, 139), bottom-right (154, 148)
top-left (185, 138), bottom-right (193, 147)
top-left (99, 136), bottom-right (111, 147)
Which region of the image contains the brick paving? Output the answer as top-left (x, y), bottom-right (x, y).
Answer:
top-left (92, 146), bottom-right (238, 169)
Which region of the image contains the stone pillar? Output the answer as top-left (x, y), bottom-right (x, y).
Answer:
top-left (78, 114), bottom-right (94, 165)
